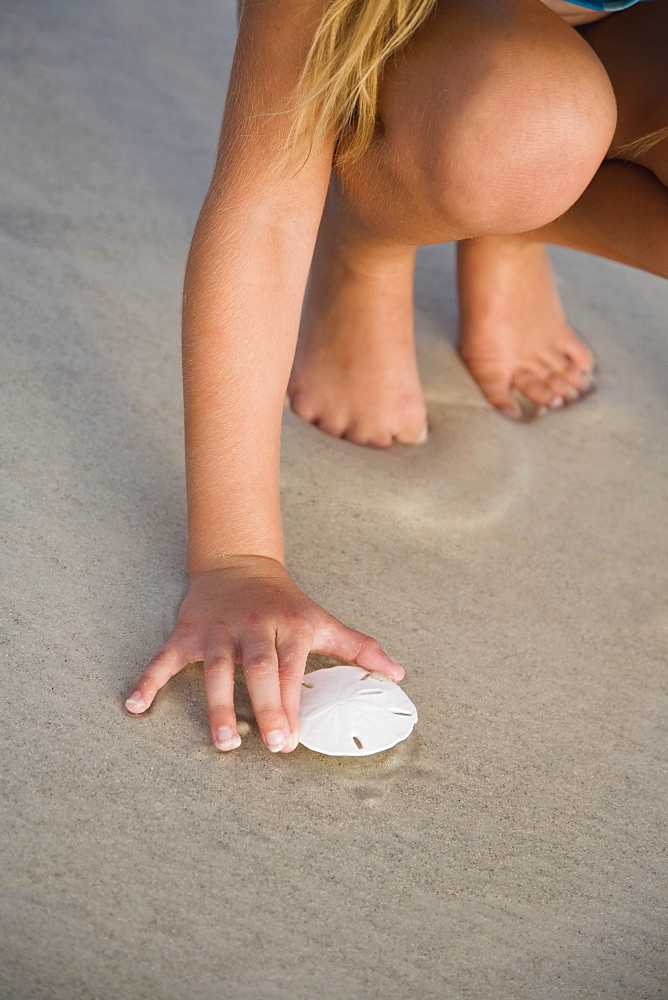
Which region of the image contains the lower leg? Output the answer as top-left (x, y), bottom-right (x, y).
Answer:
top-left (457, 237), bottom-right (594, 419)
top-left (459, 158), bottom-right (667, 415)
top-left (288, 173), bottom-right (428, 448)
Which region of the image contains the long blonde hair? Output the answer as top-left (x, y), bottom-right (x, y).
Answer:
top-left (273, 0), bottom-right (438, 175)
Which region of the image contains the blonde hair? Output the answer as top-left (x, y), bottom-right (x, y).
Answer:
top-left (611, 125), bottom-right (668, 162)
top-left (272, 0), bottom-right (438, 175)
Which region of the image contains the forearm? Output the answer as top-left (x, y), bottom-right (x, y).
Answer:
top-left (183, 197), bottom-right (327, 576)
top-left (179, 0), bottom-right (337, 575)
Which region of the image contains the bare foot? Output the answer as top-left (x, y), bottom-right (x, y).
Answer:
top-left (457, 236), bottom-right (595, 419)
top-left (289, 217), bottom-right (427, 448)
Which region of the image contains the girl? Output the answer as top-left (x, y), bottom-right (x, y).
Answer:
top-left (125, 0), bottom-right (667, 754)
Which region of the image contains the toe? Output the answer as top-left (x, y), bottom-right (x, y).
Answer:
top-left (393, 424), bottom-right (428, 445)
top-left (345, 423), bottom-right (394, 448)
top-left (394, 403), bottom-right (429, 445)
top-left (558, 358), bottom-right (591, 393)
top-left (473, 371), bottom-right (523, 418)
top-left (288, 388), bottom-right (317, 425)
top-left (545, 371), bottom-right (579, 403)
top-left (513, 370), bottom-right (560, 409)
top-left (397, 422), bottom-right (429, 445)
top-left (545, 346), bottom-right (594, 392)
top-left (546, 354), bottom-right (598, 404)
top-left (573, 365), bottom-right (597, 396)
top-left (562, 335), bottom-right (594, 375)
top-left (316, 414), bottom-right (351, 440)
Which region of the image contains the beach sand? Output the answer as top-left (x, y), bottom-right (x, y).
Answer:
top-left (1, 1), bottom-right (666, 997)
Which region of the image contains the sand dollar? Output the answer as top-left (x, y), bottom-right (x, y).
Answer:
top-left (298, 664), bottom-right (418, 756)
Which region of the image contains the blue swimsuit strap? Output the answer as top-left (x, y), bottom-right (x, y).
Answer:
top-left (562, 0), bottom-right (653, 10)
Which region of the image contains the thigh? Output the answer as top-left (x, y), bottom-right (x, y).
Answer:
top-left (578, 1), bottom-right (668, 181)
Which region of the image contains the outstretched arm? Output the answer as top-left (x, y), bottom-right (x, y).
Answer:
top-left (185, 0), bottom-right (335, 575)
top-left (126, 0), bottom-right (404, 753)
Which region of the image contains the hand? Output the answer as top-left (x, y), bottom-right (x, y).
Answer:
top-left (125, 556), bottom-right (404, 753)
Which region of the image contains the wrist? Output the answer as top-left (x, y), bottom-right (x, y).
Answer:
top-left (186, 506), bottom-right (285, 577)
top-left (186, 546), bottom-right (285, 578)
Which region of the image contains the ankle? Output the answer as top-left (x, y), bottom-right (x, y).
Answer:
top-left (313, 231), bottom-right (417, 283)
top-left (459, 234), bottom-right (546, 257)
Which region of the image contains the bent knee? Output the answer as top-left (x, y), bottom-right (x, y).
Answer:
top-left (445, 54), bottom-right (617, 235)
top-left (382, 7), bottom-right (617, 237)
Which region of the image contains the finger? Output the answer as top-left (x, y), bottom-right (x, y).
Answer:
top-left (313, 620), bottom-right (405, 682)
top-left (203, 643), bottom-right (241, 751)
top-left (241, 632), bottom-right (292, 752)
top-left (125, 641), bottom-right (190, 713)
top-left (275, 632), bottom-right (313, 752)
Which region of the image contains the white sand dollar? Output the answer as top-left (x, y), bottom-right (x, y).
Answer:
top-left (298, 664), bottom-right (418, 756)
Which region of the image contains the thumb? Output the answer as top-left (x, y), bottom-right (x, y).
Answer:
top-left (313, 618), bottom-right (405, 682)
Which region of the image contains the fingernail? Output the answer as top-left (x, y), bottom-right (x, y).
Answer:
top-left (563, 386), bottom-right (580, 402)
top-left (265, 730), bottom-right (289, 752)
top-left (416, 424), bottom-right (429, 444)
top-left (282, 734), bottom-right (300, 753)
top-left (500, 407), bottom-right (522, 421)
top-left (215, 727), bottom-right (241, 750)
top-left (384, 658), bottom-right (406, 681)
top-left (125, 691), bottom-right (145, 711)
top-left (368, 670), bottom-right (395, 683)
top-left (549, 397), bottom-right (564, 409)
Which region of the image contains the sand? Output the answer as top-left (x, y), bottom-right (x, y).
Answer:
top-left (1, 1), bottom-right (666, 997)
